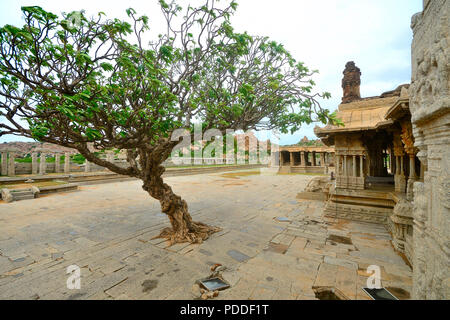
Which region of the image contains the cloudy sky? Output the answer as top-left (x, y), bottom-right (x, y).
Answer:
top-left (0, 0), bottom-right (422, 145)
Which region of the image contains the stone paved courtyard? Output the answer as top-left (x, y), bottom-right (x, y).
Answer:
top-left (0, 171), bottom-right (412, 300)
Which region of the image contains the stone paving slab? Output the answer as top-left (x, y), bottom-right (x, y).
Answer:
top-left (221, 197), bottom-right (413, 300)
top-left (0, 172), bottom-right (412, 300)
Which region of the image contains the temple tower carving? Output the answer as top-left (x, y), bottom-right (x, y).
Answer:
top-left (342, 61), bottom-right (361, 104)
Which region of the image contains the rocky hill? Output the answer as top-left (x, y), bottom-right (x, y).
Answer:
top-left (296, 136), bottom-right (324, 147)
top-left (0, 142), bottom-right (77, 156)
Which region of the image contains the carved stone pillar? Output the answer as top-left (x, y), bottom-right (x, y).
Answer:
top-left (398, 156), bottom-right (406, 193)
top-left (105, 151), bottom-right (115, 170)
top-left (420, 162), bottom-right (424, 180)
top-left (395, 154), bottom-right (406, 193)
top-left (39, 153), bottom-right (46, 175)
top-left (390, 149), bottom-right (395, 174)
top-left (64, 153), bottom-right (70, 173)
top-left (360, 155), bottom-right (364, 178)
top-left (352, 155), bottom-right (357, 177)
top-left (32, 152), bottom-right (38, 174)
top-left (8, 152), bottom-right (15, 176)
top-left (320, 153), bottom-right (325, 166)
top-left (406, 154), bottom-right (418, 200)
top-left (55, 154), bottom-right (61, 173)
top-left (301, 152), bottom-right (306, 166)
top-left (412, 182), bottom-right (428, 299)
top-left (400, 156), bottom-right (404, 176)
top-left (391, 151), bottom-right (396, 175)
top-left (336, 155), bottom-right (340, 176)
top-left (1, 152), bottom-right (7, 176)
top-left (401, 120), bottom-right (417, 197)
top-left (409, 155), bottom-right (416, 179)
top-left (343, 155), bottom-right (347, 176)
top-left (410, 0), bottom-right (449, 299)
top-left (289, 152), bottom-right (294, 167)
top-left (396, 156), bottom-right (400, 174)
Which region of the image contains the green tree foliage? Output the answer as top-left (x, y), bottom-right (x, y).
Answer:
top-left (0, 1), bottom-right (338, 244)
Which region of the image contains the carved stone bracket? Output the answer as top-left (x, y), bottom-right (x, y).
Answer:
top-left (401, 121), bottom-right (418, 155)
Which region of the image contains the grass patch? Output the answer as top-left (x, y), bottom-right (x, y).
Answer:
top-left (0, 180), bottom-right (67, 190)
top-left (166, 164), bottom-right (258, 169)
top-left (277, 172), bottom-right (327, 176)
top-left (13, 154), bottom-right (86, 164)
top-left (220, 170), bottom-right (261, 179)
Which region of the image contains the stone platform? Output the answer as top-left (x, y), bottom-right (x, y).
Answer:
top-left (0, 164), bottom-right (266, 185)
top-left (279, 166), bottom-right (326, 174)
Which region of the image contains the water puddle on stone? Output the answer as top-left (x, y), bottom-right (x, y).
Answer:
top-left (327, 234), bottom-right (353, 245)
top-left (265, 242), bottom-right (289, 254)
top-left (274, 217), bottom-right (291, 223)
top-left (142, 279), bottom-right (158, 293)
top-left (313, 286), bottom-right (349, 300)
top-left (219, 171), bottom-right (261, 179)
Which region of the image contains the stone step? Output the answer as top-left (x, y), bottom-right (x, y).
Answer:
top-left (10, 190), bottom-right (32, 196)
top-left (13, 194), bottom-right (35, 201)
top-left (39, 183), bottom-right (78, 195)
top-left (10, 189), bottom-right (35, 201)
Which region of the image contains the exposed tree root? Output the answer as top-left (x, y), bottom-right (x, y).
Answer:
top-left (154, 221), bottom-right (221, 246)
top-left (144, 169), bottom-right (221, 246)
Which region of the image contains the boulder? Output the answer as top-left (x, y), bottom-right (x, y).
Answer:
top-left (305, 177), bottom-right (333, 193)
top-left (1, 188), bottom-right (13, 203)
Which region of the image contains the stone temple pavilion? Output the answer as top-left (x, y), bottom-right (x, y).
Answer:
top-left (278, 144), bottom-right (335, 174)
top-left (315, 62), bottom-right (419, 266)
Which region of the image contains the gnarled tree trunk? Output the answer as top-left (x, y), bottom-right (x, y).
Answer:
top-left (142, 164), bottom-right (220, 245)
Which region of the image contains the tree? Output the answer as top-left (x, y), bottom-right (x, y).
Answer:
top-left (0, 1), bottom-right (338, 244)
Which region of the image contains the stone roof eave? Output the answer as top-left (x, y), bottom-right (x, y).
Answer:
top-left (385, 98), bottom-right (410, 120)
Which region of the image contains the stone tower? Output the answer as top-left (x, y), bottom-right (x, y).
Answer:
top-left (341, 61), bottom-right (361, 103)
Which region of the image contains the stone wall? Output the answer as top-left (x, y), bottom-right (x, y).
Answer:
top-left (14, 162), bottom-right (83, 175)
top-left (410, 0), bottom-right (449, 300)
top-left (14, 162), bottom-right (32, 175)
